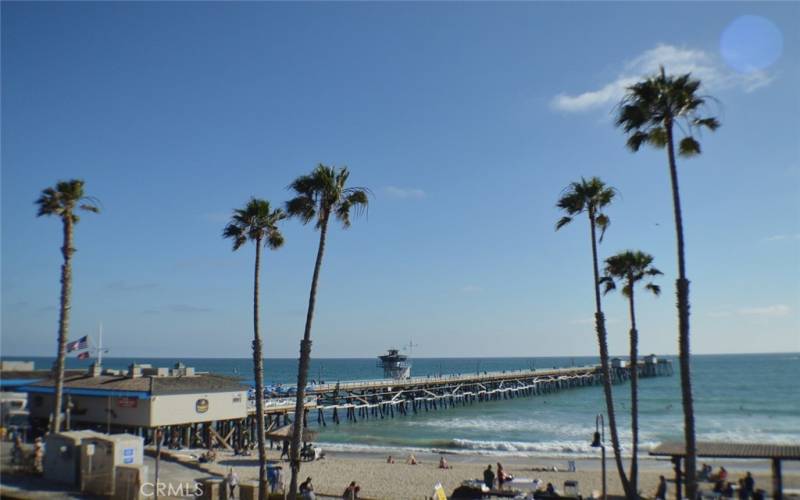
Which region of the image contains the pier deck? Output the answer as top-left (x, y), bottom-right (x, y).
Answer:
top-left (294, 359), bottom-right (673, 426)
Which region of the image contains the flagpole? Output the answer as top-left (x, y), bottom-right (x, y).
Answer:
top-left (98, 323), bottom-right (103, 367)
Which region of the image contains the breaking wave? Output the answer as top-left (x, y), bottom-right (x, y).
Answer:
top-left (318, 438), bottom-right (663, 459)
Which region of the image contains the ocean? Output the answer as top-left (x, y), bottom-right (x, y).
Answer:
top-left (8, 353), bottom-right (800, 458)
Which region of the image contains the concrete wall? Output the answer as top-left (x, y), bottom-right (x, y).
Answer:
top-left (150, 391), bottom-right (247, 426)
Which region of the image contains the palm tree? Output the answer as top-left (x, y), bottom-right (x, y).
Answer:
top-left (600, 250), bottom-right (662, 498)
top-left (556, 177), bottom-right (634, 499)
top-left (223, 198), bottom-right (285, 500)
top-left (35, 179), bottom-right (99, 433)
top-left (285, 164), bottom-right (369, 496)
top-left (616, 67), bottom-right (719, 499)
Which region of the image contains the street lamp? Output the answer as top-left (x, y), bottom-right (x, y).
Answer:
top-left (591, 413), bottom-right (607, 500)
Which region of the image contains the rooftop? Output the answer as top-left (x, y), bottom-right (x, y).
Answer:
top-left (24, 372), bottom-right (247, 398)
top-left (650, 441), bottom-right (800, 460)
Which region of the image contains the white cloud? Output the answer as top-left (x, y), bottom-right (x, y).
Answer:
top-left (552, 44), bottom-right (775, 112)
top-left (385, 186), bottom-right (426, 199)
top-left (764, 233), bottom-right (800, 242)
top-left (707, 310), bottom-right (733, 319)
top-left (737, 304), bottom-right (791, 317)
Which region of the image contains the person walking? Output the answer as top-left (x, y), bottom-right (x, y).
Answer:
top-left (655, 475), bottom-right (668, 500)
top-left (226, 468), bottom-right (239, 499)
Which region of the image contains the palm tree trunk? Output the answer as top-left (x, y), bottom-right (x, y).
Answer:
top-left (51, 216), bottom-right (74, 433)
top-left (588, 210), bottom-right (633, 499)
top-left (628, 280), bottom-right (639, 499)
top-left (252, 239), bottom-right (268, 500)
top-left (289, 215), bottom-right (329, 497)
top-left (666, 120), bottom-right (697, 499)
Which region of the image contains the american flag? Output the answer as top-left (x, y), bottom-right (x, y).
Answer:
top-left (77, 351), bottom-right (91, 360)
top-left (66, 336), bottom-right (89, 352)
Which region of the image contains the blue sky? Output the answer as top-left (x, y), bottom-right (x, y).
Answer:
top-left (2, 2), bottom-right (798, 358)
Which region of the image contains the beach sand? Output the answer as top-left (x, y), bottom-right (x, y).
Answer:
top-left (189, 446), bottom-right (800, 500)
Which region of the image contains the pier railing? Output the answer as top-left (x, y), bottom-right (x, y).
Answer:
top-left (309, 364), bottom-right (601, 393)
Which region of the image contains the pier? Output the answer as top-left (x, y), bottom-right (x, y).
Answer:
top-left (9, 357), bottom-right (672, 450)
top-left (306, 358), bottom-right (673, 426)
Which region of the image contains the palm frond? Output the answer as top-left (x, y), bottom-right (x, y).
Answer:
top-left (599, 276), bottom-right (616, 295)
top-left (693, 117), bottom-right (720, 131)
top-left (645, 283), bottom-right (661, 296)
top-left (35, 179), bottom-right (99, 223)
top-left (616, 69), bottom-right (719, 159)
top-left (286, 196), bottom-right (316, 225)
top-left (266, 230), bottom-right (285, 250)
top-left (626, 131), bottom-right (649, 152)
top-left (555, 216), bottom-right (572, 231)
top-left (595, 213), bottom-right (610, 243)
top-left (679, 136), bottom-right (701, 156)
top-left (223, 197), bottom-right (285, 252)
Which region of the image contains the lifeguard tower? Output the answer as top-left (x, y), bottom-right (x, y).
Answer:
top-left (377, 349), bottom-right (411, 380)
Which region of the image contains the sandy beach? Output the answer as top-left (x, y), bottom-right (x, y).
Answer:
top-left (180, 446), bottom-right (800, 500)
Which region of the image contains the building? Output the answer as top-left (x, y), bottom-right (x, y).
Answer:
top-left (23, 363), bottom-right (249, 443)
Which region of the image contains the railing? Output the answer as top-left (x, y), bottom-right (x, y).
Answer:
top-left (247, 395), bottom-right (316, 411)
top-left (308, 365), bottom-right (603, 393)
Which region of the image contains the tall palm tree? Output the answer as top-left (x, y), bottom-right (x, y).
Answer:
top-left (285, 164), bottom-right (369, 496)
top-left (556, 177), bottom-right (634, 499)
top-left (35, 179), bottom-right (99, 433)
top-left (223, 198), bottom-right (285, 500)
top-left (600, 250), bottom-right (662, 498)
top-left (616, 67), bottom-right (719, 499)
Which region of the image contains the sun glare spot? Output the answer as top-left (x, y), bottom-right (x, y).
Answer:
top-left (720, 15), bottom-right (783, 73)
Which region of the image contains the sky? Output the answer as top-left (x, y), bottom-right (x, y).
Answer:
top-left (2, 2), bottom-right (798, 359)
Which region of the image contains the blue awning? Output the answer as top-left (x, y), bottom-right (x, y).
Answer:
top-left (0, 378), bottom-right (43, 389)
top-left (20, 385), bottom-right (151, 400)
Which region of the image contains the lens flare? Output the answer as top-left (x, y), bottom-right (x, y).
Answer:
top-left (720, 15), bottom-right (783, 73)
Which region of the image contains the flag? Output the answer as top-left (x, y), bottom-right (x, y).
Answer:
top-left (67, 336), bottom-right (89, 352)
top-left (77, 351), bottom-right (91, 360)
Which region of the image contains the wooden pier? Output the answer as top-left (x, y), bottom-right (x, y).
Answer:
top-left (303, 358), bottom-right (673, 426)
top-left (10, 358), bottom-right (671, 450)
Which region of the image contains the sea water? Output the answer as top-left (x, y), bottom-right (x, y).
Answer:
top-left (11, 353), bottom-right (800, 458)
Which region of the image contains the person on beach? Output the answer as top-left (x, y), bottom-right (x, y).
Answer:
top-left (743, 471), bottom-right (755, 497)
top-left (546, 482), bottom-right (558, 496)
top-left (656, 475), bottom-right (667, 500)
top-left (496, 462), bottom-right (513, 487)
top-left (712, 466), bottom-right (728, 482)
top-left (226, 468), bottom-right (239, 499)
top-left (300, 476), bottom-right (315, 500)
top-left (267, 465), bottom-right (282, 493)
top-left (438, 455), bottom-right (451, 469)
top-left (32, 438), bottom-right (43, 474)
top-left (342, 481), bottom-right (360, 499)
top-left (281, 439), bottom-right (290, 460)
top-left (11, 435), bottom-right (24, 466)
top-left (497, 462), bottom-right (506, 488)
top-left (387, 455), bottom-right (395, 464)
top-left (406, 454), bottom-right (418, 465)
top-left (483, 465), bottom-right (495, 489)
